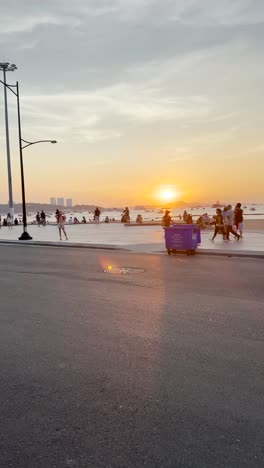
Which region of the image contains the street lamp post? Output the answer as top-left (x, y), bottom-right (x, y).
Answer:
top-left (0, 78), bottom-right (57, 240)
top-left (0, 62), bottom-right (17, 220)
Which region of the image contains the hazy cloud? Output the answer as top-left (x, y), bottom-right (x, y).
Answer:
top-left (1, 0), bottom-right (264, 147)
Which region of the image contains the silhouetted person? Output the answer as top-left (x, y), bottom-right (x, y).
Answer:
top-left (41, 210), bottom-right (46, 226)
top-left (162, 210), bottom-right (171, 227)
top-left (226, 205), bottom-right (240, 240)
top-left (122, 207), bottom-right (130, 223)
top-left (7, 213), bottom-right (12, 229)
top-left (36, 212), bottom-right (41, 226)
top-left (55, 211), bottom-right (68, 240)
top-left (94, 207), bottom-right (101, 223)
top-left (234, 203), bottom-right (243, 238)
top-left (186, 214), bottom-right (193, 224)
top-left (211, 209), bottom-right (225, 241)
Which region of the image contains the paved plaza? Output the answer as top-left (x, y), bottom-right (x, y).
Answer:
top-left (0, 223), bottom-right (263, 255)
top-left (0, 245), bottom-right (264, 467)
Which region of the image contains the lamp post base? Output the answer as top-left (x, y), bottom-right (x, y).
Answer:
top-left (19, 231), bottom-right (32, 241)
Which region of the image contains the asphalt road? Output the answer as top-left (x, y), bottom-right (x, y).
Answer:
top-left (0, 245), bottom-right (263, 468)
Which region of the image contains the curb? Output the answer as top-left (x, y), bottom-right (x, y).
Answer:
top-left (0, 240), bottom-right (263, 259)
top-left (0, 240), bottom-right (129, 252)
top-left (147, 249), bottom-right (264, 259)
top-left (196, 250), bottom-right (264, 259)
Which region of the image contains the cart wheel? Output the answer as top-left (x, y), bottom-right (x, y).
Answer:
top-left (191, 250), bottom-right (196, 255)
top-left (172, 249), bottom-right (177, 254)
top-left (186, 250), bottom-right (191, 256)
top-left (167, 249), bottom-right (172, 255)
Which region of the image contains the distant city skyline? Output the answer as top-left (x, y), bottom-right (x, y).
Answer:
top-left (0, 0), bottom-right (263, 205)
top-left (49, 197), bottom-right (73, 207)
top-left (57, 198), bottom-right (64, 206)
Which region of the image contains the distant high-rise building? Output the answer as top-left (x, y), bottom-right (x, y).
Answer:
top-left (50, 197), bottom-right (56, 205)
top-left (66, 198), bottom-right (73, 208)
top-left (57, 198), bottom-right (64, 206)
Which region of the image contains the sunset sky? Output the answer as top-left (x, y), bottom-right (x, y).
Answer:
top-left (0, 0), bottom-right (263, 206)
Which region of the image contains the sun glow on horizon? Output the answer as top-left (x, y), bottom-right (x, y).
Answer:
top-left (161, 190), bottom-right (175, 202)
top-left (154, 185), bottom-right (181, 204)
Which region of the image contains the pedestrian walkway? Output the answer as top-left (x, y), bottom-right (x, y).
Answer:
top-left (0, 224), bottom-right (263, 256)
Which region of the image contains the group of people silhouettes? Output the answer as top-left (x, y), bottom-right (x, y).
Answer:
top-left (211, 203), bottom-right (243, 241)
top-left (35, 211), bottom-right (46, 226)
top-left (162, 204), bottom-right (243, 242)
top-left (0, 214), bottom-right (19, 228)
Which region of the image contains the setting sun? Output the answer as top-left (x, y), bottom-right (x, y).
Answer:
top-left (161, 190), bottom-right (175, 202)
top-left (153, 185), bottom-right (181, 204)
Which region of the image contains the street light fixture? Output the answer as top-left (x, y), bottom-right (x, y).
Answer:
top-left (0, 63), bottom-right (17, 72)
top-left (0, 62), bottom-right (17, 219)
top-left (21, 139), bottom-right (57, 150)
top-left (0, 77), bottom-right (57, 240)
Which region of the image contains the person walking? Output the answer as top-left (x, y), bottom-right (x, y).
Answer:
top-left (226, 205), bottom-right (240, 240)
top-left (222, 206), bottom-right (229, 239)
top-left (55, 210), bottom-right (68, 240)
top-left (40, 210), bottom-right (46, 226)
top-left (211, 209), bottom-right (225, 241)
top-left (7, 212), bottom-right (12, 229)
top-left (94, 207), bottom-right (101, 223)
top-left (234, 203), bottom-right (244, 238)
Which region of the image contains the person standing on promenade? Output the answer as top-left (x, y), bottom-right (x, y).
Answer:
top-left (41, 210), bottom-right (46, 226)
top-left (7, 212), bottom-right (12, 229)
top-left (226, 205), bottom-right (240, 240)
top-left (55, 210), bottom-right (68, 241)
top-left (94, 207), bottom-right (101, 223)
top-left (234, 203), bottom-right (244, 238)
top-left (36, 212), bottom-right (41, 226)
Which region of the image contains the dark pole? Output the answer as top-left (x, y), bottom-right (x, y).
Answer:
top-left (3, 67), bottom-right (14, 218)
top-left (16, 81), bottom-right (32, 240)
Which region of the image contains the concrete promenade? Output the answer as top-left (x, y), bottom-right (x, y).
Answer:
top-left (0, 245), bottom-right (264, 467)
top-left (0, 223), bottom-right (263, 257)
